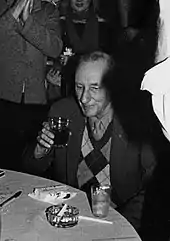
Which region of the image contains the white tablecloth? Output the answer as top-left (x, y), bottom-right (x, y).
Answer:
top-left (0, 170), bottom-right (141, 241)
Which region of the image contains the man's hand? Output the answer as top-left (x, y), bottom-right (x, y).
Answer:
top-left (22, 0), bottom-right (34, 22)
top-left (46, 69), bottom-right (61, 86)
top-left (34, 122), bottom-right (54, 159)
top-left (11, 0), bottom-right (28, 21)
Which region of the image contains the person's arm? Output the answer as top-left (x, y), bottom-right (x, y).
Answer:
top-left (0, 1), bottom-right (25, 34)
top-left (19, 2), bottom-right (62, 58)
top-left (22, 121), bottom-right (55, 175)
top-left (0, 0), bottom-right (60, 54)
top-left (22, 141), bottom-right (54, 176)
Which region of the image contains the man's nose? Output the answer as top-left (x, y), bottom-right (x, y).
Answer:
top-left (81, 90), bottom-right (91, 104)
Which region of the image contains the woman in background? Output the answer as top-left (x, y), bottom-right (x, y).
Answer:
top-left (47, 0), bottom-right (114, 97)
top-left (60, 0), bottom-right (113, 55)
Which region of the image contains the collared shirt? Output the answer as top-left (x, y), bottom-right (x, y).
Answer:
top-left (88, 103), bottom-right (113, 140)
top-left (78, 104), bottom-right (113, 193)
top-left (77, 103), bottom-right (113, 190)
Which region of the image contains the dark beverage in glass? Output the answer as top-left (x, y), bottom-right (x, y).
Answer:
top-left (48, 117), bottom-right (71, 148)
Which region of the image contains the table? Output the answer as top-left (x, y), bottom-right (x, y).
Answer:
top-left (0, 170), bottom-right (141, 241)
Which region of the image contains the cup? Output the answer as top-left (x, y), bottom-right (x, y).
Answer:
top-left (91, 184), bottom-right (111, 218)
top-left (48, 117), bottom-right (71, 148)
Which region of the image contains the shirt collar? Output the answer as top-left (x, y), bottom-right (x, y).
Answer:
top-left (88, 103), bottom-right (113, 131)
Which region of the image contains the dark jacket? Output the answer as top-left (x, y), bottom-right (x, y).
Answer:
top-left (0, 0), bottom-right (62, 104)
top-left (60, 11), bottom-right (113, 55)
top-left (23, 97), bottom-right (156, 206)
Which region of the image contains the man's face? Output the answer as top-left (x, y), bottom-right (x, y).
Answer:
top-left (70, 0), bottom-right (91, 12)
top-left (75, 60), bottom-right (110, 118)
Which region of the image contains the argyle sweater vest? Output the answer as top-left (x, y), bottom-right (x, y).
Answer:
top-left (77, 120), bottom-right (113, 200)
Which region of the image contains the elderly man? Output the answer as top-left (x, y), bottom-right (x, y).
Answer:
top-left (0, 0), bottom-right (62, 171)
top-left (23, 51), bottom-right (155, 230)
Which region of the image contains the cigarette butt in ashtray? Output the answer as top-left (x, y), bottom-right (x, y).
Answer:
top-left (57, 203), bottom-right (68, 217)
top-left (56, 203), bottom-right (68, 224)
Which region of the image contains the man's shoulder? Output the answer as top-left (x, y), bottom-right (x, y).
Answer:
top-left (49, 97), bottom-right (82, 119)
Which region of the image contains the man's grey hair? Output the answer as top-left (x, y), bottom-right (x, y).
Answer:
top-left (78, 51), bottom-right (115, 74)
top-left (77, 51), bottom-right (116, 94)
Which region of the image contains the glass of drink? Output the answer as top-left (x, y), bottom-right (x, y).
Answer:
top-left (91, 184), bottom-right (111, 218)
top-left (48, 117), bottom-right (71, 148)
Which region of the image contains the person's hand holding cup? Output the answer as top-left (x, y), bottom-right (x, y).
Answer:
top-left (34, 121), bottom-right (55, 159)
top-left (48, 117), bottom-right (71, 148)
top-left (34, 117), bottom-right (71, 159)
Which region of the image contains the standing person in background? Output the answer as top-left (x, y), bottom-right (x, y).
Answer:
top-left (140, 1), bottom-right (170, 240)
top-left (115, 0), bottom-right (158, 91)
top-left (56, 0), bottom-right (114, 97)
top-left (60, 0), bottom-right (113, 55)
top-left (0, 0), bottom-right (62, 171)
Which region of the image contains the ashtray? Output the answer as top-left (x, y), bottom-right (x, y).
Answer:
top-left (45, 203), bottom-right (79, 228)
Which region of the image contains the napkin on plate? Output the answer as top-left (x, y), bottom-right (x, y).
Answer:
top-left (28, 185), bottom-right (77, 205)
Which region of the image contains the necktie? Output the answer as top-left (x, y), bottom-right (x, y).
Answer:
top-left (92, 119), bottom-right (103, 140)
